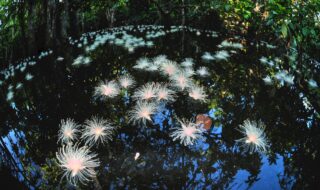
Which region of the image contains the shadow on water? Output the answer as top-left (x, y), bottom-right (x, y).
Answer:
top-left (0, 25), bottom-right (320, 189)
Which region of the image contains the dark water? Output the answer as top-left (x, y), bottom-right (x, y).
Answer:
top-left (1, 25), bottom-right (320, 189)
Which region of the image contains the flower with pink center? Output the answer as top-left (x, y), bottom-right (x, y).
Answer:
top-left (155, 83), bottom-right (176, 102)
top-left (188, 84), bottom-right (207, 102)
top-left (94, 80), bottom-right (119, 99)
top-left (128, 101), bottom-right (157, 125)
top-left (81, 116), bottom-right (115, 146)
top-left (56, 144), bottom-right (100, 185)
top-left (170, 118), bottom-right (204, 146)
top-left (119, 75), bottom-right (135, 89)
top-left (170, 71), bottom-right (192, 91)
top-left (58, 119), bottom-right (80, 144)
top-left (236, 119), bottom-right (268, 153)
top-left (161, 61), bottom-right (178, 76)
top-left (133, 83), bottom-right (158, 101)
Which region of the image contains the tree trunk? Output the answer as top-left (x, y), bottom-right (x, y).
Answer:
top-left (27, 0), bottom-right (36, 54)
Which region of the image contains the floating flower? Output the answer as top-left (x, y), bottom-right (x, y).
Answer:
top-left (188, 84), bottom-right (207, 102)
top-left (58, 119), bottom-right (80, 144)
top-left (119, 75), bottom-right (135, 89)
top-left (170, 119), bottom-right (204, 146)
top-left (56, 144), bottom-right (100, 185)
top-left (196, 66), bottom-right (210, 77)
top-left (214, 50), bottom-right (230, 61)
top-left (155, 84), bottom-right (176, 102)
top-left (236, 120), bottom-right (268, 153)
top-left (181, 58), bottom-right (194, 68)
top-left (94, 80), bottom-right (119, 99)
top-left (153, 55), bottom-right (168, 66)
top-left (128, 101), bottom-right (157, 125)
top-left (81, 117), bottom-right (115, 146)
top-left (161, 61), bottom-right (178, 76)
top-left (133, 57), bottom-right (150, 70)
top-left (170, 71), bottom-right (192, 91)
top-left (133, 83), bottom-right (158, 101)
top-left (201, 52), bottom-right (215, 61)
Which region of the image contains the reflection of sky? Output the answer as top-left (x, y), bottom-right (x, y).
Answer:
top-left (1, 129), bottom-right (37, 190)
top-left (231, 155), bottom-right (286, 190)
top-left (2, 130), bottom-right (26, 180)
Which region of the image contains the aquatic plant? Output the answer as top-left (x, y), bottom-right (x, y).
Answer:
top-left (236, 120), bottom-right (268, 153)
top-left (128, 101), bottom-right (157, 125)
top-left (196, 66), bottom-right (210, 77)
top-left (181, 58), bottom-right (195, 68)
top-left (119, 75), bottom-right (135, 89)
top-left (81, 117), bottom-right (115, 146)
top-left (58, 119), bottom-right (80, 144)
top-left (201, 52), bottom-right (215, 61)
top-left (153, 55), bottom-right (168, 66)
top-left (94, 80), bottom-right (119, 99)
top-left (160, 61), bottom-right (179, 76)
top-left (170, 71), bottom-right (192, 91)
top-left (133, 83), bottom-right (158, 101)
top-left (155, 83), bottom-right (176, 102)
top-left (188, 84), bottom-right (207, 102)
top-left (214, 50), bottom-right (230, 61)
top-left (56, 144), bottom-right (100, 185)
top-left (133, 57), bottom-right (151, 70)
top-left (170, 118), bottom-right (204, 146)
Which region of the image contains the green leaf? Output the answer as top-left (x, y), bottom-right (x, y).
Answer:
top-left (281, 24), bottom-right (287, 38)
top-left (302, 28), bottom-right (308, 36)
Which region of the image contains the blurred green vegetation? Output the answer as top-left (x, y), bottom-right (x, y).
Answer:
top-left (0, 0), bottom-right (319, 66)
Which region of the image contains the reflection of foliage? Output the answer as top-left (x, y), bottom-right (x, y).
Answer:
top-left (1, 26), bottom-right (320, 189)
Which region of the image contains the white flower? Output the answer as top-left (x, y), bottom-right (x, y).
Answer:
top-left (181, 58), bottom-right (194, 68)
top-left (153, 55), bottom-right (168, 66)
top-left (119, 75), bottom-right (135, 89)
top-left (214, 50), bottom-right (230, 61)
top-left (128, 101), bottom-right (157, 125)
top-left (188, 84), bottom-right (207, 102)
top-left (58, 119), bottom-right (80, 144)
top-left (170, 71), bottom-right (192, 91)
top-left (56, 144), bottom-right (100, 185)
top-left (133, 57), bottom-right (151, 70)
top-left (155, 83), bottom-right (176, 102)
top-left (236, 120), bottom-right (268, 153)
top-left (196, 66), bottom-right (210, 77)
top-left (133, 83), bottom-right (158, 101)
top-left (94, 80), bottom-right (119, 99)
top-left (170, 119), bottom-right (204, 146)
top-left (81, 117), bottom-right (115, 146)
top-left (201, 52), bottom-right (215, 61)
top-left (160, 61), bottom-right (178, 76)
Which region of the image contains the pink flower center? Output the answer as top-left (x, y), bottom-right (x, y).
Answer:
top-left (144, 91), bottom-right (154, 99)
top-left (165, 66), bottom-right (175, 75)
top-left (103, 86), bottom-right (114, 96)
top-left (122, 80), bottom-right (129, 88)
top-left (94, 127), bottom-right (103, 135)
top-left (184, 127), bottom-right (196, 136)
top-left (67, 158), bottom-right (83, 176)
top-left (64, 130), bottom-right (73, 137)
top-left (190, 91), bottom-right (200, 99)
top-left (247, 134), bottom-right (257, 143)
top-left (139, 109), bottom-right (151, 120)
top-left (158, 91), bottom-right (167, 100)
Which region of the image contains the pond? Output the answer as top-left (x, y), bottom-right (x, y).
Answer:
top-left (1, 25), bottom-right (319, 189)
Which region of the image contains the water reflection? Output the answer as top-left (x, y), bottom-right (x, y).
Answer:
top-left (0, 25), bottom-right (320, 189)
